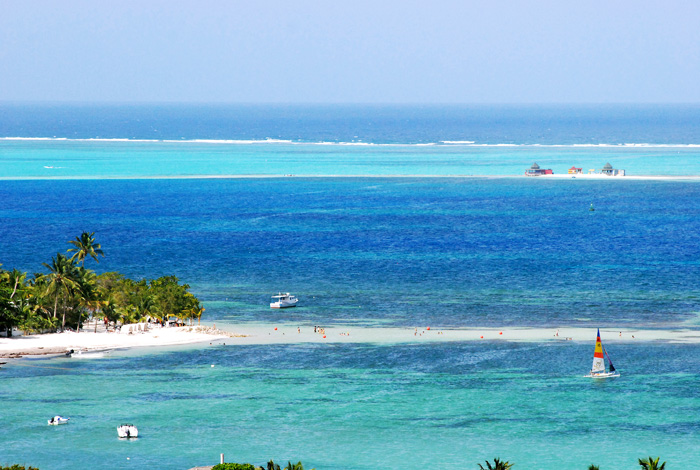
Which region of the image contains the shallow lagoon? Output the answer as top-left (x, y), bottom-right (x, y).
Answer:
top-left (2, 339), bottom-right (699, 470)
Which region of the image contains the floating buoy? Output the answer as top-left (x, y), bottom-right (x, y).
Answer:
top-left (211, 364), bottom-right (215, 368)
top-left (427, 327), bottom-right (430, 330)
top-left (323, 335), bottom-right (326, 338)
top-left (480, 335), bottom-right (484, 339)
top-left (499, 331), bottom-right (503, 335)
top-left (274, 327), bottom-right (277, 330)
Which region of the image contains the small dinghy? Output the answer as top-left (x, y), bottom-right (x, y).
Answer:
top-left (48, 416), bottom-right (70, 425)
top-left (584, 328), bottom-right (620, 379)
top-left (117, 424), bottom-right (138, 438)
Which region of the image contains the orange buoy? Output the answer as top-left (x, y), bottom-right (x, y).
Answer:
top-left (427, 327), bottom-right (430, 330)
top-left (499, 331), bottom-right (503, 335)
top-left (323, 335), bottom-right (326, 338)
top-left (274, 327), bottom-right (277, 331)
top-left (480, 335), bottom-right (484, 339)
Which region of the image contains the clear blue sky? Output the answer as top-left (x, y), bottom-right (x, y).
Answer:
top-left (1, 0), bottom-right (699, 103)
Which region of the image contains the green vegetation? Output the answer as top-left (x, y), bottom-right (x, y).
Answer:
top-left (588, 465), bottom-right (600, 470)
top-left (212, 464), bottom-right (258, 470)
top-left (478, 458), bottom-right (513, 470)
top-left (638, 457), bottom-right (666, 470)
top-left (0, 466), bottom-right (40, 470)
top-left (212, 461), bottom-right (314, 470)
top-left (0, 232), bottom-right (204, 336)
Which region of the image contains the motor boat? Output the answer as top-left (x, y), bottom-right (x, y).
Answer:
top-left (117, 424), bottom-right (138, 438)
top-left (71, 349), bottom-right (108, 358)
top-left (48, 416), bottom-right (70, 425)
top-left (270, 292), bottom-right (298, 309)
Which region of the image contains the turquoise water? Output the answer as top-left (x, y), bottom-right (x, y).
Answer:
top-left (3, 140), bottom-right (700, 178)
top-left (3, 340), bottom-right (700, 470)
top-left (2, 105), bottom-right (700, 469)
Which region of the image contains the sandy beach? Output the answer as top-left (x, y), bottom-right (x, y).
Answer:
top-left (218, 324), bottom-right (700, 345)
top-left (4, 323), bottom-right (700, 358)
top-left (0, 325), bottom-right (235, 358)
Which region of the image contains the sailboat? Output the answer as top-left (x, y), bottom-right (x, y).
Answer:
top-left (584, 328), bottom-right (620, 378)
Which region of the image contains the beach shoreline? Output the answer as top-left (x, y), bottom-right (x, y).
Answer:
top-left (3, 323), bottom-right (700, 358)
top-left (0, 325), bottom-right (236, 358)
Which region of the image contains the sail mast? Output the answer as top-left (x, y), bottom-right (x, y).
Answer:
top-left (603, 345), bottom-right (616, 372)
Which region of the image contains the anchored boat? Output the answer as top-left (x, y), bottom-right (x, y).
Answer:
top-left (117, 424), bottom-right (138, 438)
top-left (584, 328), bottom-right (620, 379)
top-left (270, 292), bottom-right (298, 309)
top-left (48, 416), bottom-right (70, 425)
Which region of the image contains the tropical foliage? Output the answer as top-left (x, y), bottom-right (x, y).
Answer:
top-left (638, 456), bottom-right (666, 470)
top-left (212, 464), bottom-right (258, 470)
top-left (478, 458), bottom-right (514, 470)
top-left (588, 465), bottom-right (600, 470)
top-left (0, 232), bottom-right (204, 336)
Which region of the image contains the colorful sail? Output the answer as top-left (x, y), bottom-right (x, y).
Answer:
top-left (591, 328), bottom-right (605, 373)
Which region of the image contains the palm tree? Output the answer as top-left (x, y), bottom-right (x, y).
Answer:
top-left (42, 253), bottom-right (78, 331)
top-left (5, 269), bottom-right (26, 300)
top-left (588, 465), bottom-right (600, 470)
top-left (478, 458), bottom-right (513, 470)
top-left (67, 231), bottom-right (105, 267)
top-left (73, 267), bottom-right (102, 333)
top-left (267, 460), bottom-right (281, 470)
top-left (638, 456), bottom-right (666, 470)
top-left (284, 462), bottom-right (314, 470)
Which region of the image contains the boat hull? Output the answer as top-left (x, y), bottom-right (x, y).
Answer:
top-left (48, 417), bottom-right (69, 425)
top-left (584, 372), bottom-right (620, 379)
top-left (270, 303), bottom-right (297, 308)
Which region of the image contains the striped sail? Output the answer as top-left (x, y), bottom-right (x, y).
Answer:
top-left (591, 328), bottom-right (605, 373)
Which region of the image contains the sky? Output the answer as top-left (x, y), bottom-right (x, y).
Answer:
top-left (1, 0), bottom-right (699, 104)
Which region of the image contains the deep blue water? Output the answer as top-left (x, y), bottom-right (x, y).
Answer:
top-left (2, 103), bottom-right (700, 144)
top-left (2, 177), bottom-right (699, 328)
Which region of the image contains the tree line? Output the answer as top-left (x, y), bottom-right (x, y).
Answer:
top-left (0, 232), bottom-right (204, 337)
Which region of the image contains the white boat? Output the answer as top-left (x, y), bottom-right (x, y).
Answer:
top-left (584, 328), bottom-right (620, 378)
top-left (117, 424), bottom-right (138, 438)
top-left (270, 292), bottom-right (298, 309)
top-left (48, 416), bottom-right (70, 425)
top-left (71, 349), bottom-right (108, 358)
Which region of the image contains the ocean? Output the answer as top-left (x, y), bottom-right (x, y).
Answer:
top-left (1, 104), bottom-right (700, 469)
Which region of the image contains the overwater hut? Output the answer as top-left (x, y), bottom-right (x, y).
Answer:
top-left (525, 162), bottom-right (553, 176)
top-left (568, 166), bottom-right (583, 174)
top-left (600, 162), bottom-right (625, 176)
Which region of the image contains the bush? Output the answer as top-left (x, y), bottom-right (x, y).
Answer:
top-left (212, 464), bottom-right (257, 470)
top-left (1, 466), bottom-right (40, 470)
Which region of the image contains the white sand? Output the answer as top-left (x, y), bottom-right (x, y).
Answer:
top-left (3, 323), bottom-right (699, 358)
top-left (187, 323), bottom-right (700, 346)
top-left (0, 325), bottom-right (233, 357)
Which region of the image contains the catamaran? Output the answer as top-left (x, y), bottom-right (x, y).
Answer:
top-left (584, 328), bottom-right (620, 378)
